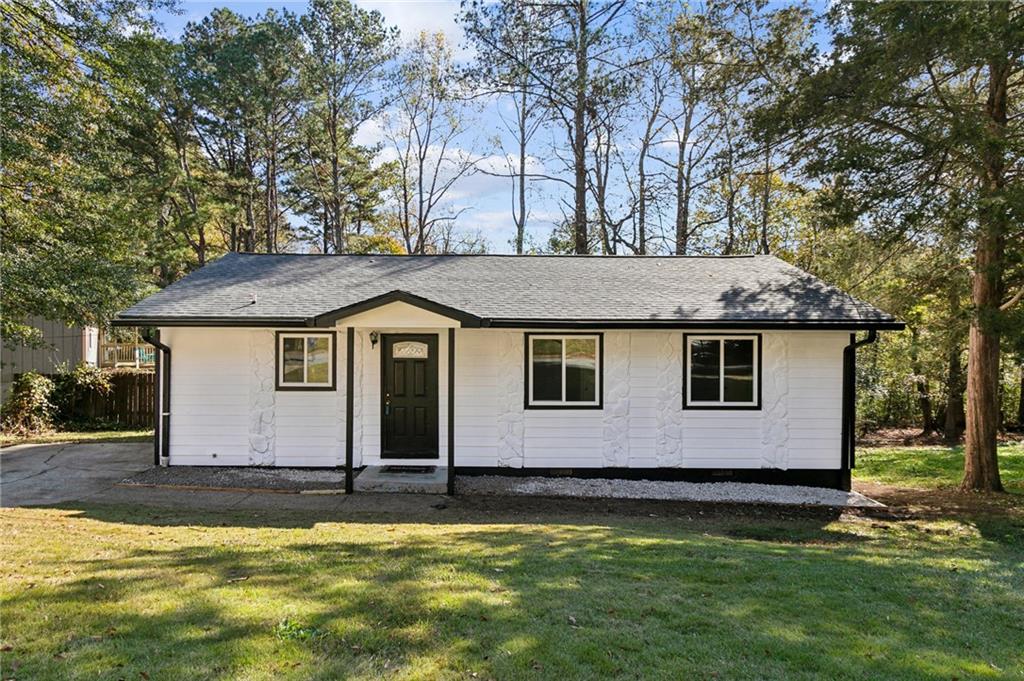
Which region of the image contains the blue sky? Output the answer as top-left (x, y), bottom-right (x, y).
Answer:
top-left (157, 1), bottom-right (547, 253)
top-left (154, 1), bottom-right (828, 254)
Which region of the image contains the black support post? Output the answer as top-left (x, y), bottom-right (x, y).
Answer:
top-left (345, 327), bottom-right (354, 494)
top-left (447, 327), bottom-right (455, 495)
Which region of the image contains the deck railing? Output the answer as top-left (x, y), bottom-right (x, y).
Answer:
top-left (99, 342), bottom-right (155, 368)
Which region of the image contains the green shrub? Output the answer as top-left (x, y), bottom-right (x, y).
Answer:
top-left (1, 372), bottom-right (56, 435)
top-left (52, 362), bottom-right (113, 428)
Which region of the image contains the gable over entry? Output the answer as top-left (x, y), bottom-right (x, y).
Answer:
top-left (312, 290), bottom-right (482, 328)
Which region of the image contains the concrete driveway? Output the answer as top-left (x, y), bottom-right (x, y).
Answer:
top-left (0, 442), bottom-right (441, 514)
top-left (0, 442), bottom-right (152, 507)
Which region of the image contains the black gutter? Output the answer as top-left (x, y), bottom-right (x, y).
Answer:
top-left (116, 316), bottom-right (905, 331)
top-left (485, 319), bottom-right (905, 331)
top-left (113, 317), bottom-right (310, 328)
top-left (840, 329), bottom-right (878, 490)
top-left (140, 330), bottom-right (171, 466)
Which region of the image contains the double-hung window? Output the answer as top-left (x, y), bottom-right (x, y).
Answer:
top-left (526, 334), bottom-right (602, 408)
top-left (277, 332), bottom-right (335, 390)
top-left (684, 334), bottom-right (760, 408)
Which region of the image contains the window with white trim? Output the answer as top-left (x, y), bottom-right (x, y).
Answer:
top-left (527, 334), bottom-right (601, 407)
top-left (684, 335), bottom-right (759, 408)
top-left (277, 332), bottom-right (334, 389)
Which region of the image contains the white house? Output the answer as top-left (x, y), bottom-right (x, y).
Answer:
top-left (113, 253), bottom-right (903, 492)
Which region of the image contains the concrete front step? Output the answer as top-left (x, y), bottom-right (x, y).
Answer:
top-left (354, 465), bottom-right (449, 494)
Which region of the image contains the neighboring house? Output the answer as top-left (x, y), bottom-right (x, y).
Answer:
top-left (114, 253), bottom-right (903, 491)
top-left (1, 319), bottom-right (156, 398)
top-left (1, 316), bottom-right (99, 398)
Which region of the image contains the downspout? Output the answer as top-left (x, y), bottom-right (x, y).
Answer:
top-left (840, 329), bottom-right (877, 490)
top-left (141, 330), bottom-right (171, 466)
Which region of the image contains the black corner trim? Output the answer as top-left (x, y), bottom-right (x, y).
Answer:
top-left (682, 333), bottom-right (762, 411)
top-left (345, 327), bottom-right (354, 494)
top-left (311, 290), bottom-right (483, 328)
top-left (274, 330), bottom-right (338, 391)
top-left (448, 328), bottom-right (456, 495)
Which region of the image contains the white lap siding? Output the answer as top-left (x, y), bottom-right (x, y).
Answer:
top-left (163, 327), bottom-right (344, 467)
top-left (508, 329), bottom-right (844, 471)
top-left (163, 327), bottom-right (845, 470)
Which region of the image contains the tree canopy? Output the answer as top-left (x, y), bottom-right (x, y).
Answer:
top-left (2, 0), bottom-right (1022, 488)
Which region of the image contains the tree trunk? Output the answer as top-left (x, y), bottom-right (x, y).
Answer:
top-left (516, 84), bottom-right (527, 255)
top-left (962, 4), bottom-right (1008, 492)
top-left (265, 144), bottom-right (277, 253)
top-left (910, 327), bottom-right (936, 433)
top-left (1017, 363), bottom-right (1024, 427)
top-left (759, 142), bottom-right (772, 255)
top-left (674, 98), bottom-right (694, 256)
top-left (944, 344), bottom-right (965, 444)
top-left (675, 138), bottom-right (688, 255)
top-left (572, 0), bottom-right (589, 255)
top-left (637, 150), bottom-right (647, 255)
top-left (323, 205), bottom-right (330, 254)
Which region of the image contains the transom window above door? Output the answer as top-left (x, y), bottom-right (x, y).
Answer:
top-left (684, 335), bottom-right (760, 409)
top-left (526, 334), bottom-right (602, 408)
top-left (392, 341), bottom-right (429, 358)
top-left (276, 332), bottom-right (335, 390)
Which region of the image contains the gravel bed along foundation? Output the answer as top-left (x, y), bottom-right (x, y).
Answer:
top-left (122, 466), bottom-right (345, 492)
top-left (123, 467), bottom-right (882, 507)
top-left (459, 475), bottom-right (883, 508)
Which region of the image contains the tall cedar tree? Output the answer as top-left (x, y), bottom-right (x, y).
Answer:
top-left (760, 1), bottom-right (1023, 491)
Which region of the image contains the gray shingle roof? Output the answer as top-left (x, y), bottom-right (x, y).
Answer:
top-left (115, 253), bottom-right (901, 328)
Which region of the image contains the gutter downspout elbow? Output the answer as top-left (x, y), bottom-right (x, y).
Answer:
top-left (841, 329), bottom-right (879, 488)
top-left (141, 330), bottom-right (171, 467)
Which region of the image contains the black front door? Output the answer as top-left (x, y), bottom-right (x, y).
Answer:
top-left (382, 334), bottom-right (439, 459)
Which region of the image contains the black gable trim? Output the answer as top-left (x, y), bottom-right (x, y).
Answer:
top-left (311, 290), bottom-right (483, 328)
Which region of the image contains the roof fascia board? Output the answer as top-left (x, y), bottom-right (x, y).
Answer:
top-left (113, 314), bottom-right (904, 332)
top-left (484, 319), bottom-right (906, 331)
top-left (312, 290), bottom-right (483, 328)
top-left (111, 317), bottom-right (310, 328)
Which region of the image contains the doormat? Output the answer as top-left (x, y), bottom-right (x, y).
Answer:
top-left (381, 465), bottom-right (436, 475)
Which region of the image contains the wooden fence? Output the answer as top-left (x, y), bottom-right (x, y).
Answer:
top-left (75, 371), bottom-right (155, 428)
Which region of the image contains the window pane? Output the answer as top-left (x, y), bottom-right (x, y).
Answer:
top-left (565, 338), bottom-right (597, 402)
top-left (723, 339), bottom-right (754, 403)
top-left (690, 339), bottom-right (720, 402)
top-left (307, 336), bottom-right (330, 383)
top-left (282, 337), bottom-right (305, 383)
top-left (532, 338), bottom-right (562, 401)
top-left (393, 341), bottom-right (428, 358)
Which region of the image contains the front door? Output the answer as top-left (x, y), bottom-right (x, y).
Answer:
top-left (382, 334), bottom-right (439, 459)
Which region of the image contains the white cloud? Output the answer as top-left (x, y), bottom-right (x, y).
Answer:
top-left (355, 0), bottom-right (469, 58)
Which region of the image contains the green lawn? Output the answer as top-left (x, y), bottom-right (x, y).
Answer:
top-left (2, 494), bottom-right (1022, 680)
top-left (0, 429), bottom-right (153, 448)
top-left (855, 443), bottom-right (1024, 492)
